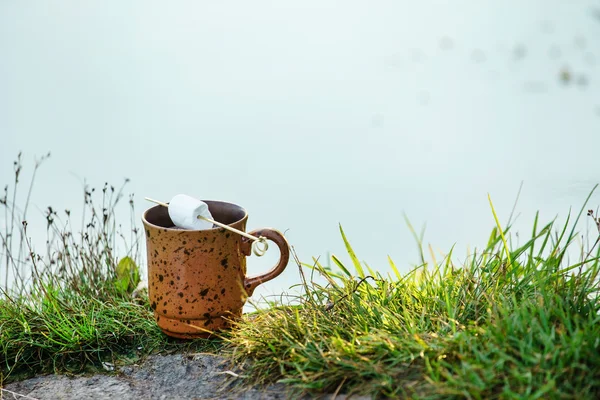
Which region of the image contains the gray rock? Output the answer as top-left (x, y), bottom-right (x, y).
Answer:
top-left (2, 354), bottom-right (370, 400)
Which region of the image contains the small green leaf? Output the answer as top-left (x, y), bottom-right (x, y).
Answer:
top-left (115, 256), bottom-right (140, 293)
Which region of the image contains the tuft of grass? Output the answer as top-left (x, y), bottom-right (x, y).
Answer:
top-left (0, 154), bottom-right (216, 384)
top-left (0, 290), bottom-right (161, 377)
top-left (225, 188), bottom-right (600, 399)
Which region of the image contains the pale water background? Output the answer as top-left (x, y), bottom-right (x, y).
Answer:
top-left (1, 1), bottom-right (600, 303)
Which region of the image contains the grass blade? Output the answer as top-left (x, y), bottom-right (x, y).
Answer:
top-left (339, 224), bottom-right (365, 278)
top-left (488, 193), bottom-right (512, 266)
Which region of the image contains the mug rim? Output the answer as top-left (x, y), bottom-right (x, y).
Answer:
top-left (142, 199), bottom-right (248, 231)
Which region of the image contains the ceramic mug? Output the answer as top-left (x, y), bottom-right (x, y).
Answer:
top-left (142, 200), bottom-right (290, 338)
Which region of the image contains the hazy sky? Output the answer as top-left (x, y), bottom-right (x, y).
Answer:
top-left (1, 1), bottom-right (599, 297)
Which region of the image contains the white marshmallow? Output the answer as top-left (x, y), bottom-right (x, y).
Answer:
top-left (168, 194), bottom-right (214, 230)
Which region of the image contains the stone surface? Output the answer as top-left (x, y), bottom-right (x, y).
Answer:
top-left (2, 354), bottom-right (369, 400)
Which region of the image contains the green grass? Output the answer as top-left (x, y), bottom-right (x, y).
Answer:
top-left (0, 154), bottom-right (217, 384)
top-left (224, 193), bottom-right (600, 399)
top-left (1, 288), bottom-right (158, 377)
top-left (2, 154), bottom-right (600, 398)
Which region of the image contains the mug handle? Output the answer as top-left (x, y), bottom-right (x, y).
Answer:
top-left (242, 228), bottom-right (290, 296)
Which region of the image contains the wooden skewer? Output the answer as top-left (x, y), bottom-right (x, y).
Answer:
top-left (145, 197), bottom-right (169, 208)
top-left (144, 197), bottom-right (267, 250)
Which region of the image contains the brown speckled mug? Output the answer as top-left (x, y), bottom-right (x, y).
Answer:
top-left (142, 200), bottom-right (290, 339)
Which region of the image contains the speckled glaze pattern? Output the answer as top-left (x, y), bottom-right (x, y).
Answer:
top-left (142, 201), bottom-right (290, 339)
